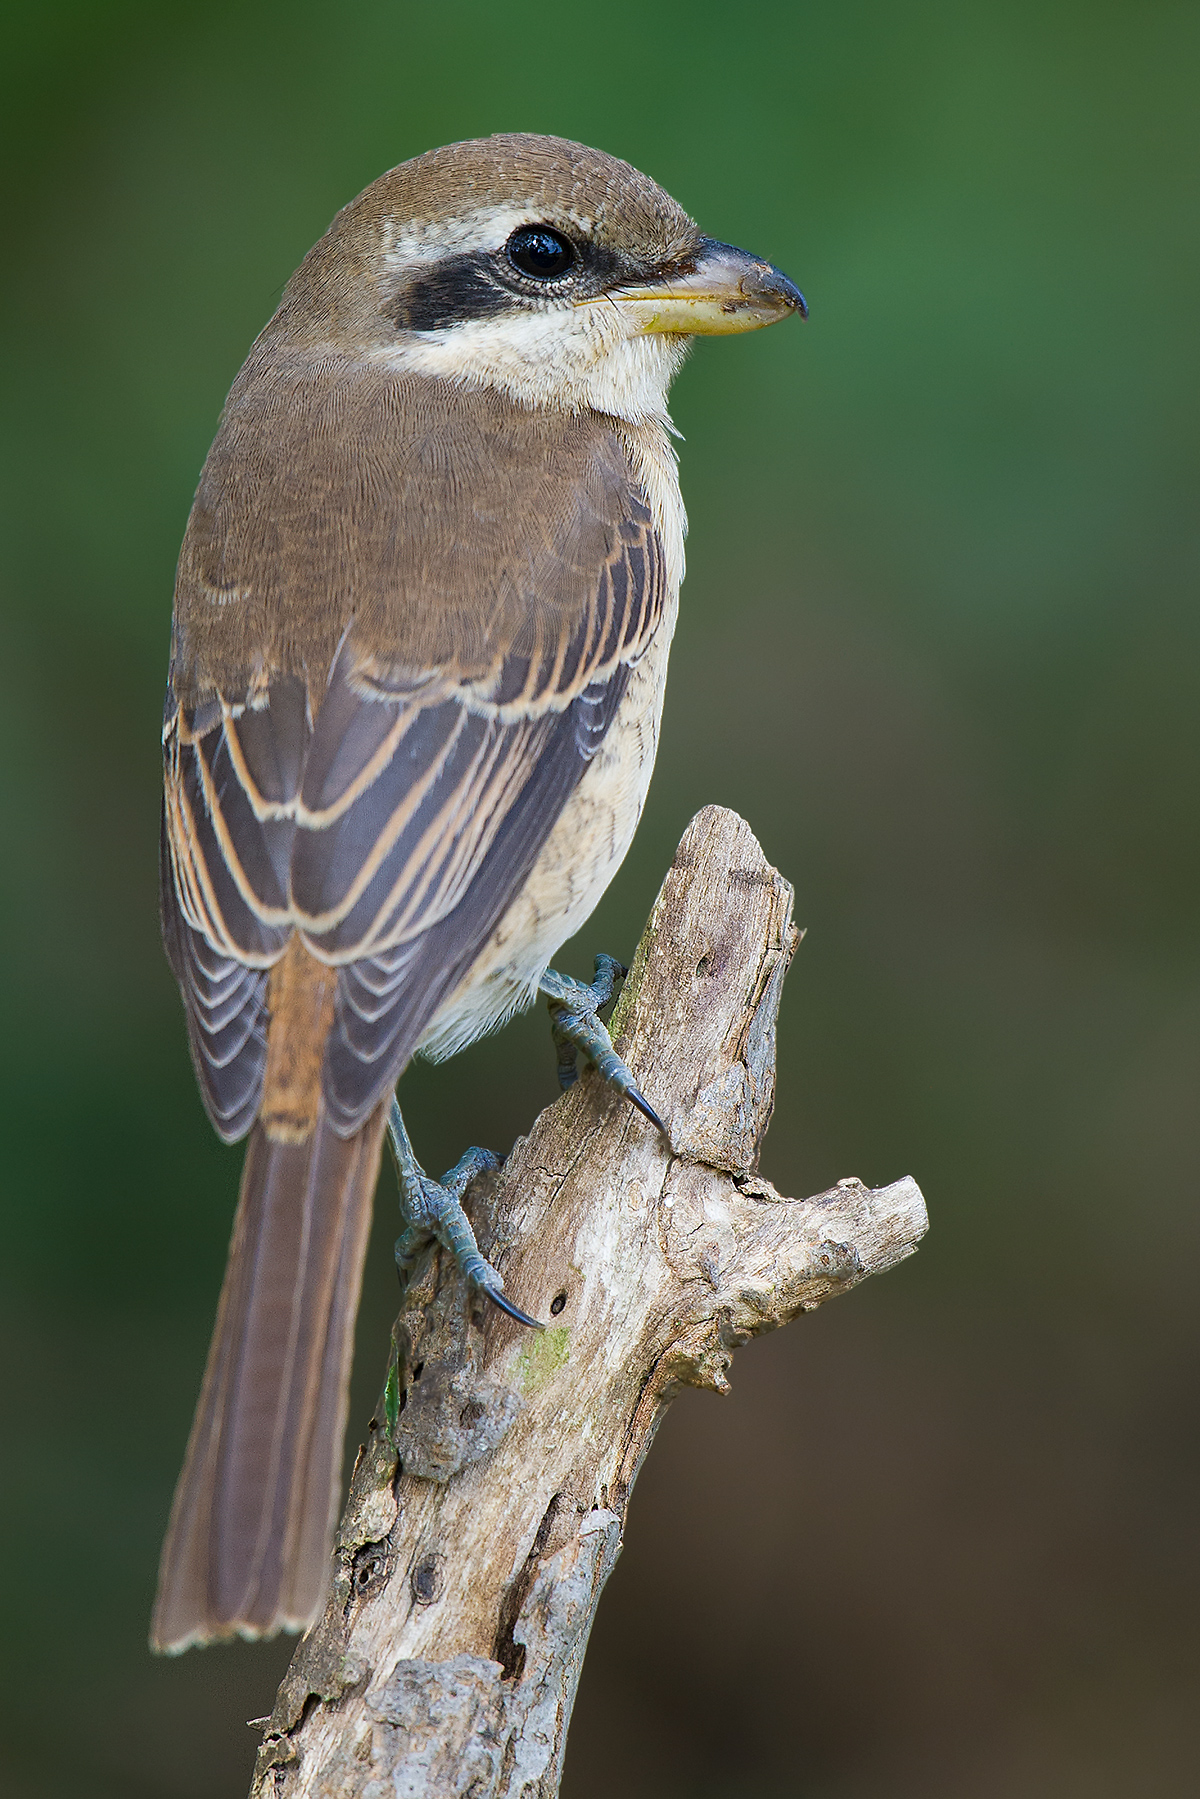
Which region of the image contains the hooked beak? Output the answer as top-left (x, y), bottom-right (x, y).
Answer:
top-left (583, 237), bottom-right (807, 336)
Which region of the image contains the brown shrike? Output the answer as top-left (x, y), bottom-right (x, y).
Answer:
top-left (153, 134), bottom-right (803, 1653)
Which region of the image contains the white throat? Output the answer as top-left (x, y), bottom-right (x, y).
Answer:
top-left (374, 301), bottom-right (691, 426)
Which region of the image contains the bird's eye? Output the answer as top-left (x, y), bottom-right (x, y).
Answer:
top-left (506, 225), bottom-right (576, 281)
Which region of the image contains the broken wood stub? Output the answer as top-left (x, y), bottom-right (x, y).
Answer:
top-left (251, 805), bottom-right (929, 1798)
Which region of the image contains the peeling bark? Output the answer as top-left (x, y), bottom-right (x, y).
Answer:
top-left (250, 806), bottom-right (929, 1798)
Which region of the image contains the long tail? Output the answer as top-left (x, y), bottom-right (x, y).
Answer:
top-left (151, 1103), bottom-right (387, 1654)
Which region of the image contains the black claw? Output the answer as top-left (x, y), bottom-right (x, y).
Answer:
top-left (480, 1285), bottom-right (544, 1330)
top-left (626, 1085), bottom-right (669, 1137)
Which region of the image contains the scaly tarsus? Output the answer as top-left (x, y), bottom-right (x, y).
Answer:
top-left (388, 1097), bottom-right (542, 1330)
top-left (538, 954), bottom-right (669, 1140)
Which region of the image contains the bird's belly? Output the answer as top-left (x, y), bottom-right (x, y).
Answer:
top-left (416, 620), bottom-right (674, 1063)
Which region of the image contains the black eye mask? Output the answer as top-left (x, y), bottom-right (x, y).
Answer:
top-left (388, 229), bottom-right (638, 334)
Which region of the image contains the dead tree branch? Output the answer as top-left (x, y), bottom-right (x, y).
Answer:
top-left (251, 805), bottom-right (929, 1798)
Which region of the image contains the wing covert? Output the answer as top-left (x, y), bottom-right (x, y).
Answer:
top-left (161, 362), bottom-right (673, 1142)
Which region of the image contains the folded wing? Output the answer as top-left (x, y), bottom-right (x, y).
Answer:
top-left (161, 364), bottom-right (668, 1139)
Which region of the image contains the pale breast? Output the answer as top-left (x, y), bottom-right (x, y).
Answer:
top-left (408, 411), bottom-right (683, 1057)
top-left (416, 413), bottom-right (686, 1064)
top-left (415, 602), bottom-right (677, 1062)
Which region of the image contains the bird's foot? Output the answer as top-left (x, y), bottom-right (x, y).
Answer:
top-left (538, 953), bottom-right (668, 1137)
top-left (387, 1097), bottom-right (541, 1329)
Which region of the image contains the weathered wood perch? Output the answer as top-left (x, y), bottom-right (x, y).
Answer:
top-left (251, 806), bottom-right (928, 1798)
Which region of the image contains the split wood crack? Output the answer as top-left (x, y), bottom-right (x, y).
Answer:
top-left (250, 805), bottom-right (929, 1798)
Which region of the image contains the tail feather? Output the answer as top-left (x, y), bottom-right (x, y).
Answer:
top-left (151, 1103), bottom-right (386, 1654)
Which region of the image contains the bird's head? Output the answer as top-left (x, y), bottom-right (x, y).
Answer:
top-left (278, 133), bottom-right (805, 424)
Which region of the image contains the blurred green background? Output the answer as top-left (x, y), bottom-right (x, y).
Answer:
top-left (3, 1), bottom-right (1198, 1793)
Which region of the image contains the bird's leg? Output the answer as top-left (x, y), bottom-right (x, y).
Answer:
top-left (387, 1097), bottom-right (541, 1329)
top-left (538, 953), bottom-right (668, 1136)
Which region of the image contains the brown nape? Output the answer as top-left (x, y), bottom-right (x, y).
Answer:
top-left (260, 937), bottom-right (337, 1144)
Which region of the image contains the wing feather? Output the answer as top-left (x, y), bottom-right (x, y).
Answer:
top-left (320, 666), bottom-right (632, 1131)
top-left (162, 362), bottom-right (671, 1142)
top-left (161, 811), bottom-right (270, 1141)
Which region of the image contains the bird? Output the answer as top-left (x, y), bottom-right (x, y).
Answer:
top-left (152, 132), bottom-right (804, 1655)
